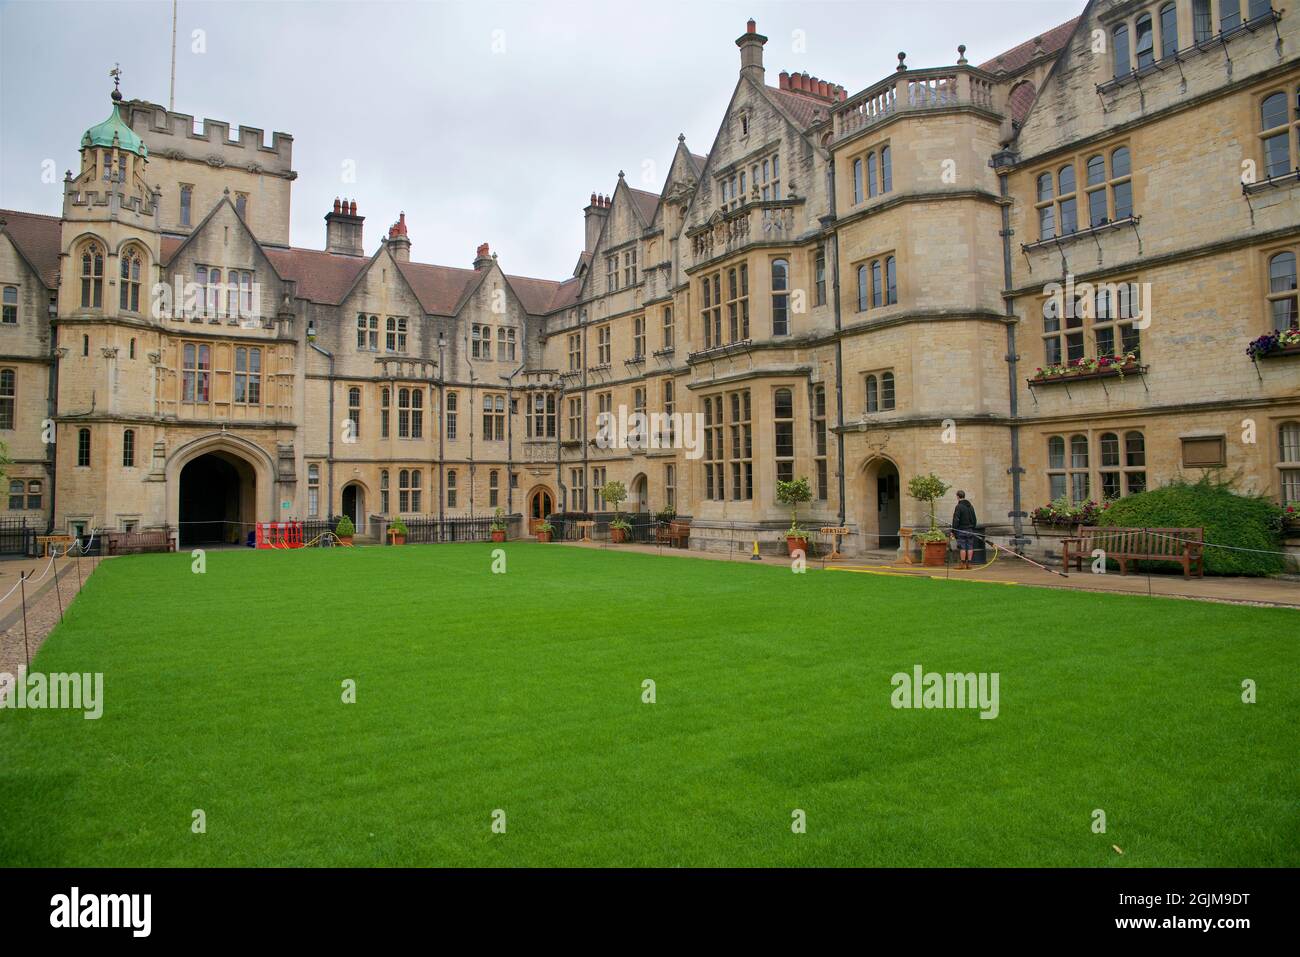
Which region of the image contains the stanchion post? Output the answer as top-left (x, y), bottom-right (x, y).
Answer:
top-left (19, 571), bottom-right (30, 667)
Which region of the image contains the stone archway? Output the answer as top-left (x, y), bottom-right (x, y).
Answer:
top-left (166, 433), bottom-right (277, 546)
top-left (526, 484), bottom-right (555, 534)
top-left (629, 473), bottom-right (648, 513)
top-left (860, 456), bottom-right (902, 550)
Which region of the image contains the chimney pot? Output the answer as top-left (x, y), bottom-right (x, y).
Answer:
top-left (746, 18), bottom-right (756, 34)
top-left (350, 200), bottom-right (357, 216)
top-left (779, 70), bottom-right (789, 89)
top-left (333, 197), bottom-right (341, 214)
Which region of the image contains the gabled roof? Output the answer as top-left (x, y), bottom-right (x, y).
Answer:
top-left (629, 188), bottom-right (660, 225)
top-left (980, 17), bottom-right (1080, 75)
top-left (0, 209), bottom-right (61, 289)
top-left (262, 247), bottom-right (367, 305)
top-left (392, 260), bottom-right (481, 315)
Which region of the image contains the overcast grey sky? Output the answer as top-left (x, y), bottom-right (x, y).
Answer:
top-left (1, 0), bottom-right (1082, 279)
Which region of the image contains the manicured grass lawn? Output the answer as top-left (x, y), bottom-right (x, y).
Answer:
top-left (0, 543), bottom-right (1296, 867)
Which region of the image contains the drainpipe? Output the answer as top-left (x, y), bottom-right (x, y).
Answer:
top-left (503, 359), bottom-right (526, 516)
top-left (823, 163), bottom-right (847, 526)
top-left (437, 334), bottom-right (446, 525)
top-left (308, 339), bottom-right (335, 519)
top-left (997, 167), bottom-right (1028, 549)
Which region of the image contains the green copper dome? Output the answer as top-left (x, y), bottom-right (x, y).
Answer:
top-left (81, 100), bottom-right (147, 158)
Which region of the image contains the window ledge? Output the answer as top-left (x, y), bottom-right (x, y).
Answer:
top-left (687, 338), bottom-right (754, 363)
top-left (1095, 13), bottom-right (1283, 96)
top-left (1244, 169), bottom-right (1300, 195)
top-left (1028, 360), bottom-right (1146, 387)
top-left (1021, 216), bottom-right (1140, 254)
top-left (1250, 343), bottom-right (1300, 361)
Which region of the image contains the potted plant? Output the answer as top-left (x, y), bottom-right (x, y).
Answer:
top-left (387, 517), bottom-right (408, 546)
top-left (776, 476), bottom-right (814, 556)
top-left (535, 519), bottom-right (554, 543)
top-left (655, 504), bottom-right (677, 527)
top-left (600, 480), bottom-right (630, 543)
top-left (334, 514), bottom-right (355, 546)
top-left (1283, 502), bottom-right (1300, 532)
top-left (490, 507), bottom-right (508, 543)
top-left (907, 472), bottom-right (951, 566)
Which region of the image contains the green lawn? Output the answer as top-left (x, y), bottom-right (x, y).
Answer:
top-left (0, 543), bottom-right (1295, 867)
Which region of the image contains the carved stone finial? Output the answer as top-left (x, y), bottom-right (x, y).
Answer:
top-left (957, 44), bottom-right (968, 65)
top-left (897, 51), bottom-right (907, 71)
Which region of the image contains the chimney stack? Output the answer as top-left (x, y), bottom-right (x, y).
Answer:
top-left (584, 192), bottom-right (610, 254)
top-left (387, 212), bottom-right (411, 262)
top-left (325, 197), bottom-right (365, 257)
top-left (474, 242), bottom-right (493, 270)
top-left (735, 19), bottom-right (767, 82)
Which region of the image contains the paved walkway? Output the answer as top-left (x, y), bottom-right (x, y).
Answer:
top-left (0, 553), bottom-right (102, 678)
top-left (555, 540), bottom-right (1300, 609)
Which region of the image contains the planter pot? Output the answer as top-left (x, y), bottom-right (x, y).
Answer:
top-left (610, 527), bottom-right (628, 544)
top-left (536, 531), bottom-right (553, 543)
top-left (337, 535), bottom-right (354, 546)
top-left (921, 540), bottom-right (948, 566)
top-left (491, 530), bottom-right (506, 543)
top-left (786, 536), bottom-right (809, 556)
top-left (388, 533), bottom-right (406, 546)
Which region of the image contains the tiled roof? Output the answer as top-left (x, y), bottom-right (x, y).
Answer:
top-left (689, 152), bottom-right (709, 173)
top-left (629, 188), bottom-right (659, 224)
top-left (264, 247), bottom-right (369, 305)
top-left (545, 276), bottom-right (582, 312)
top-left (0, 209), bottom-right (61, 288)
top-left (507, 273), bottom-right (567, 315)
top-left (979, 17), bottom-right (1080, 75)
top-left (393, 259), bottom-right (481, 315)
top-left (1008, 80), bottom-right (1039, 125)
top-left (765, 87), bottom-right (832, 130)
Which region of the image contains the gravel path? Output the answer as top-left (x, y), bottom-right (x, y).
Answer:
top-left (0, 555), bottom-right (103, 692)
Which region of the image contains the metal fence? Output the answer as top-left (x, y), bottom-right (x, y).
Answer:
top-left (390, 514), bottom-right (524, 544)
top-left (0, 518), bottom-right (38, 557)
top-left (548, 512), bottom-right (671, 545)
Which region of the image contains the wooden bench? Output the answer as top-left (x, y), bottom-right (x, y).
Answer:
top-left (656, 520), bottom-right (691, 549)
top-left (1061, 526), bottom-right (1204, 579)
top-left (107, 529), bottom-right (176, 556)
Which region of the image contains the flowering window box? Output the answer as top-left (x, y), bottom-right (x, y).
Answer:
top-left (1029, 355), bottom-right (1143, 386)
top-left (1247, 329), bottom-right (1300, 361)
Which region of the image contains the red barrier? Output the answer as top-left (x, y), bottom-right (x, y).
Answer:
top-left (256, 521), bottom-right (304, 549)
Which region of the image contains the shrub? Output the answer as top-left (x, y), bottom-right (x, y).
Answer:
top-left (490, 507), bottom-right (508, 532)
top-left (907, 473), bottom-right (950, 534)
top-left (1098, 476), bottom-right (1286, 576)
top-left (776, 477), bottom-right (813, 538)
top-left (600, 481), bottom-right (628, 519)
top-left (387, 518), bottom-right (408, 535)
top-left (334, 515), bottom-right (355, 538)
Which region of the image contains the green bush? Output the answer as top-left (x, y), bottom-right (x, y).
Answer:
top-left (1098, 476), bottom-right (1286, 576)
top-left (334, 515), bottom-right (355, 538)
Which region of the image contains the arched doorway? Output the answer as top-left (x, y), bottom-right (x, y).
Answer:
top-left (862, 457), bottom-right (901, 550)
top-left (527, 486), bottom-right (554, 534)
top-left (341, 482), bottom-right (366, 534)
top-left (630, 473), bottom-right (648, 513)
top-left (179, 451), bottom-right (256, 547)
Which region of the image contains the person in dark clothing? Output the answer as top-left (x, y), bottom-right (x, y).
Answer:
top-left (951, 490), bottom-right (978, 570)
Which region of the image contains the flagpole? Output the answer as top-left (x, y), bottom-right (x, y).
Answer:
top-left (169, 0), bottom-right (178, 110)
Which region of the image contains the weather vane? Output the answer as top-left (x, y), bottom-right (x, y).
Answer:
top-left (110, 63), bottom-right (121, 92)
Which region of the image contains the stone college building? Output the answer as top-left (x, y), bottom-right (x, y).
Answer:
top-left (0, 0), bottom-right (1297, 553)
